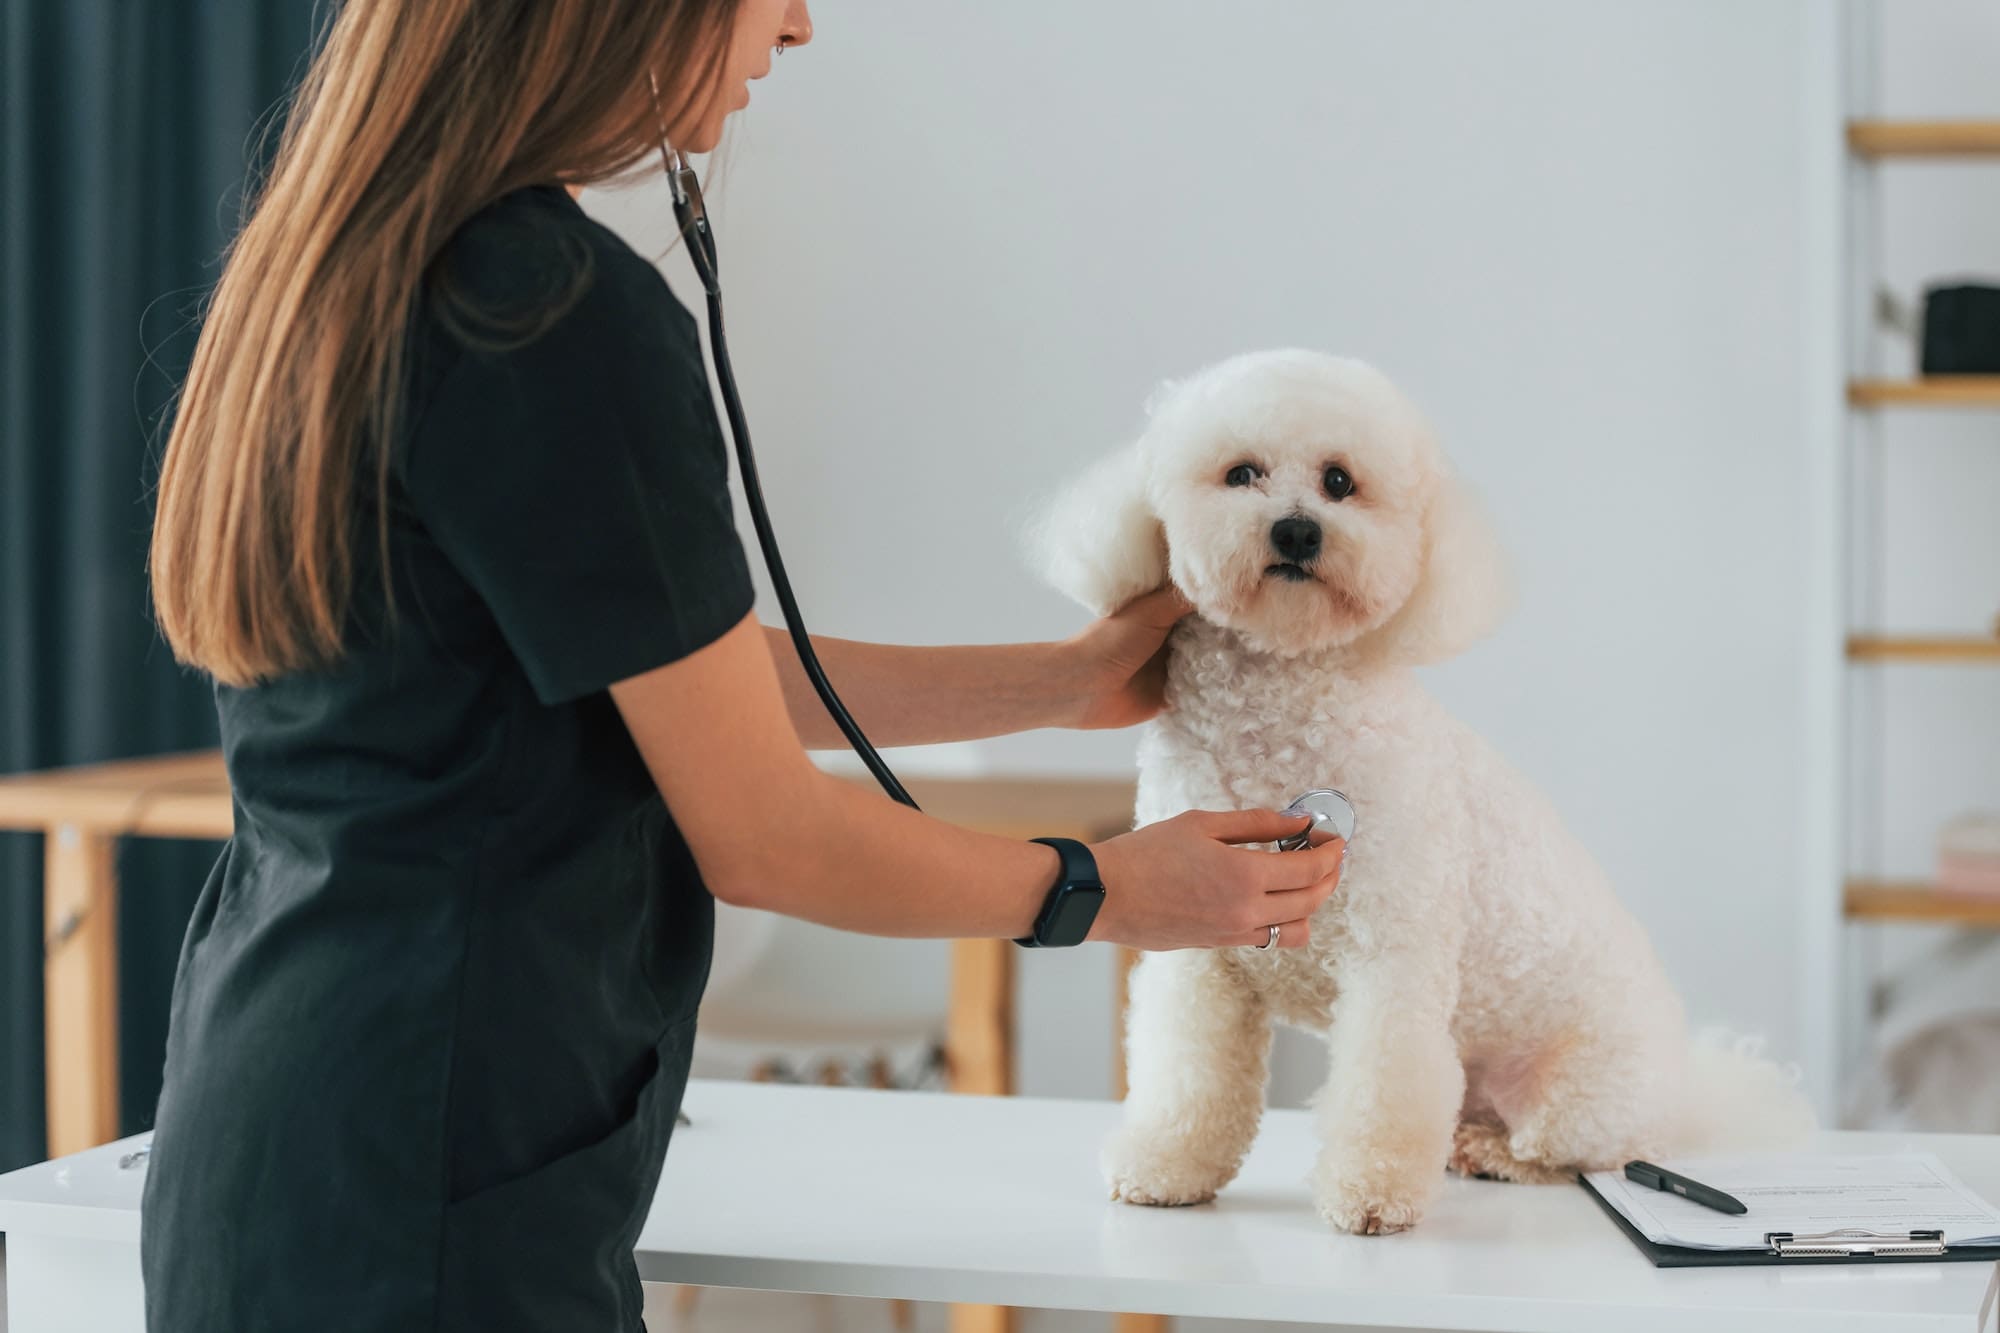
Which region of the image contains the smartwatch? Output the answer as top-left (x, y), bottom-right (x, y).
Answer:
top-left (1015, 837), bottom-right (1106, 948)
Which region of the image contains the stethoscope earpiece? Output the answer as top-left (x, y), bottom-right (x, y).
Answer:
top-left (649, 76), bottom-right (720, 298)
top-left (663, 149), bottom-right (718, 298)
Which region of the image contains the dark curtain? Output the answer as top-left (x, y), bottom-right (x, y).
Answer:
top-left (1, 2), bottom-right (317, 1171)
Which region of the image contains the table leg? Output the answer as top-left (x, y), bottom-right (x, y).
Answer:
top-left (948, 1303), bottom-right (1015, 1333)
top-left (44, 824), bottom-right (120, 1157)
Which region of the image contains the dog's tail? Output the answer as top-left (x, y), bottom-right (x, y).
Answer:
top-left (1672, 1027), bottom-right (1817, 1152)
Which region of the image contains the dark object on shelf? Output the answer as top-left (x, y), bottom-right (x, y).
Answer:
top-left (1920, 283), bottom-right (2000, 374)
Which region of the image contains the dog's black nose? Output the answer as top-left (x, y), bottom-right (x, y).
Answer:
top-left (1269, 517), bottom-right (1322, 562)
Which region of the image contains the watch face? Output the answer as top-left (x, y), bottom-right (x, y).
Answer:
top-left (1041, 885), bottom-right (1106, 947)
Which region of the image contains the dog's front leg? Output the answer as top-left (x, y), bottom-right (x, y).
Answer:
top-left (1104, 948), bottom-right (1270, 1206)
top-left (1309, 952), bottom-right (1463, 1234)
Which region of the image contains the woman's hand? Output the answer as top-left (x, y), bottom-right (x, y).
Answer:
top-left (1086, 808), bottom-right (1346, 952)
top-left (1056, 584), bottom-right (1197, 731)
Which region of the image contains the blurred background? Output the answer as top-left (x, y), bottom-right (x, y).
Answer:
top-left (4, 0), bottom-right (1999, 1327)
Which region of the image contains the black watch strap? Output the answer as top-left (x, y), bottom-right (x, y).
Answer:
top-left (1015, 836), bottom-right (1106, 948)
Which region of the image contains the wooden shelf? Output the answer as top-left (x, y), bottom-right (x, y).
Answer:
top-left (1848, 377), bottom-right (2000, 407)
top-left (1846, 880), bottom-right (2000, 928)
top-left (1847, 120), bottom-right (2000, 158)
top-left (1847, 635), bottom-right (2000, 663)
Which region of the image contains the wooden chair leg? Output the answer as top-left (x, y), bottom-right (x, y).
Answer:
top-left (44, 824), bottom-right (120, 1157)
top-left (946, 938), bottom-right (1015, 1333)
top-left (945, 938), bottom-right (1014, 1096)
top-left (673, 1284), bottom-right (701, 1315)
top-left (890, 1298), bottom-right (916, 1330)
top-left (1112, 946), bottom-right (1140, 1100)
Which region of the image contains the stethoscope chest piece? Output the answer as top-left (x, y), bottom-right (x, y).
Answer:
top-left (1274, 788), bottom-right (1355, 851)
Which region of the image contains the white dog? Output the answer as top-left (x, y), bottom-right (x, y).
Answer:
top-left (1031, 350), bottom-right (1811, 1235)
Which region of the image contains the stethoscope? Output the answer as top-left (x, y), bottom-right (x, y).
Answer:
top-left (652, 126), bottom-right (1356, 856)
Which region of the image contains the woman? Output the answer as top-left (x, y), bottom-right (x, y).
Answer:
top-left (143, 1), bottom-right (1347, 1328)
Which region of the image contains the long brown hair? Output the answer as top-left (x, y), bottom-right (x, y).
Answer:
top-left (150, 0), bottom-right (739, 686)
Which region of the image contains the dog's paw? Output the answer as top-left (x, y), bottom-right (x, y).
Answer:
top-left (1448, 1122), bottom-right (1576, 1186)
top-left (1102, 1125), bottom-right (1234, 1207)
top-left (1310, 1149), bottom-right (1438, 1235)
top-left (1447, 1121), bottom-right (1513, 1180)
top-left (1312, 1175), bottom-right (1426, 1235)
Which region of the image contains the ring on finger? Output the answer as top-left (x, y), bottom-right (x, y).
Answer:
top-left (1256, 922), bottom-right (1280, 951)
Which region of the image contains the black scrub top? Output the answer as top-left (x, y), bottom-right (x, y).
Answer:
top-left (141, 184), bottom-right (755, 1333)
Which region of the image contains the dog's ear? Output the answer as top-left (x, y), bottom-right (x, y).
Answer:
top-left (1355, 475), bottom-right (1510, 667)
top-left (1024, 444), bottom-right (1167, 616)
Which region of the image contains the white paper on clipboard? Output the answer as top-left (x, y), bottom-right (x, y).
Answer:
top-left (1582, 1154), bottom-right (2000, 1251)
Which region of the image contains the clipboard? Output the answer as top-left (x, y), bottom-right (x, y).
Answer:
top-left (1580, 1174), bottom-right (2000, 1268)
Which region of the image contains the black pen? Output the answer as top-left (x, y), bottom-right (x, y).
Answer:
top-left (1624, 1161), bottom-right (1747, 1215)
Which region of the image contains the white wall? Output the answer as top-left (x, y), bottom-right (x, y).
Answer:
top-left (585, 0), bottom-right (1848, 1108)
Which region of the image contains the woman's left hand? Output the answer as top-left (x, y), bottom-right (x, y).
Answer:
top-left (1056, 584), bottom-right (1196, 731)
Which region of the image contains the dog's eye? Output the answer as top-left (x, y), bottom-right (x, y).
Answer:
top-left (1323, 466), bottom-right (1356, 501)
top-left (1225, 464), bottom-right (1260, 487)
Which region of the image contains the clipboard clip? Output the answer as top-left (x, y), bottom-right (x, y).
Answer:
top-left (1765, 1228), bottom-right (1948, 1258)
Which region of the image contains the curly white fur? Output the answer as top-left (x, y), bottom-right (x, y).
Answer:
top-left (1029, 350), bottom-right (1813, 1235)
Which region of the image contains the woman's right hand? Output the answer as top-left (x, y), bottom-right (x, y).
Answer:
top-left (1086, 808), bottom-right (1346, 952)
